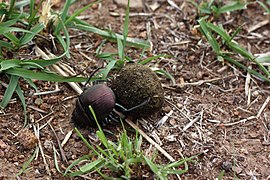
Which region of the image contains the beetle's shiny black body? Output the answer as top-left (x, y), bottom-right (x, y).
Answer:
top-left (72, 84), bottom-right (116, 127)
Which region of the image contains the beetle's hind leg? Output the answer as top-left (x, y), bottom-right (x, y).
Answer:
top-left (115, 97), bottom-right (150, 113)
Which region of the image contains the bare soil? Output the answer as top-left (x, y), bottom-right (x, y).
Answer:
top-left (0, 0), bottom-right (270, 179)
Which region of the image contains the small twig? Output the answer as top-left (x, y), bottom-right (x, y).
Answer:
top-left (7, 128), bottom-right (17, 136)
top-left (39, 117), bottom-right (54, 130)
top-left (167, 0), bottom-right (183, 12)
top-left (257, 96), bottom-right (270, 118)
top-left (33, 124), bottom-right (51, 176)
top-left (110, 12), bottom-right (154, 17)
top-left (223, 116), bottom-right (257, 126)
top-left (183, 75), bottom-right (235, 86)
top-left (28, 105), bottom-right (48, 114)
top-left (165, 99), bottom-right (193, 122)
top-left (248, 19), bottom-right (269, 33)
top-left (0, 80), bottom-right (8, 88)
top-left (49, 123), bottom-right (68, 165)
top-left (183, 113), bottom-right (200, 131)
top-left (218, 96), bottom-right (269, 127)
top-left (36, 111), bottom-right (54, 123)
top-left (61, 130), bottom-right (73, 147)
top-left (156, 110), bottom-right (173, 128)
top-left (32, 89), bottom-right (63, 96)
top-left (245, 65), bottom-right (252, 105)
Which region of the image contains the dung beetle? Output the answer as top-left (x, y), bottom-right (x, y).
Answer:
top-left (71, 69), bottom-right (149, 127)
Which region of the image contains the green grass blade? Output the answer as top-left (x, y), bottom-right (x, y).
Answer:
top-left (226, 24), bottom-right (243, 44)
top-left (152, 68), bottom-right (176, 86)
top-left (165, 155), bottom-right (196, 168)
top-left (139, 54), bottom-right (170, 65)
top-left (0, 19), bottom-right (18, 27)
top-left (4, 32), bottom-right (20, 45)
top-left (255, 54), bottom-right (270, 63)
top-left (88, 106), bottom-right (109, 148)
top-left (60, 0), bottom-right (72, 23)
top-left (206, 22), bottom-right (230, 41)
top-left (14, 0), bottom-right (30, 9)
top-left (29, 0), bottom-right (35, 21)
top-left (16, 147), bottom-right (38, 177)
top-left (0, 59), bottom-right (21, 71)
top-left (79, 159), bottom-right (104, 173)
top-left (0, 58), bottom-right (62, 70)
top-left (55, 16), bottom-right (70, 58)
top-left (257, 1), bottom-right (270, 14)
top-left (69, 19), bottom-right (150, 49)
top-left (217, 170), bottom-right (225, 180)
top-left (143, 155), bottom-right (164, 179)
top-left (21, 61), bottom-right (45, 69)
top-left (117, 36), bottom-right (124, 59)
top-left (198, 18), bottom-right (220, 54)
top-left (5, 68), bottom-right (87, 82)
top-left (228, 41), bottom-right (254, 59)
top-left (74, 128), bottom-right (100, 156)
top-left (53, 145), bottom-right (63, 174)
top-left (98, 60), bottom-right (117, 79)
top-left (96, 130), bottom-right (109, 149)
top-left (64, 155), bottom-right (90, 175)
top-left (0, 40), bottom-right (14, 49)
top-left (24, 78), bottom-right (38, 93)
top-left (0, 75), bottom-right (19, 108)
top-left (28, 0), bottom-right (44, 27)
top-left (0, 26), bottom-right (33, 34)
top-left (25, 58), bottom-right (62, 67)
top-left (219, 1), bottom-right (247, 14)
top-left (224, 56), bottom-right (270, 83)
top-left (121, 0), bottom-right (130, 59)
top-left (7, 0), bottom-right (15, 18)
top-left (15, 84), bottom-right (27, 126)
top-left (20, 23), bottom-right (45, 45)
top-left (64, 0), bottom-right (101, 26)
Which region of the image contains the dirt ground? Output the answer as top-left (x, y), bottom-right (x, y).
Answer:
top-left (0, 0), bottom-right (270, 179)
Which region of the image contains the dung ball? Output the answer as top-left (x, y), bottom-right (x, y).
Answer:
top-left (111, 63), bottom-right (164, 117)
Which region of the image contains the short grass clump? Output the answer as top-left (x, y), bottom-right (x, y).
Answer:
top-left (59, 106), bottom-right (196, 179)
top-left (189, 1), bottom-right (270, 84)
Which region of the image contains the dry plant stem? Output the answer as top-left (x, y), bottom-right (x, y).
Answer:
top-left (49, 123), bottom-right (68, 165)
top-left (248, 19), bottom-right (269, 33)
top-left (156, 110), bottom-right (173, 127)
top-left (33, 124), bottom-right (51, 176)
top-left (182, 75), bottom-right (236, 86)
top-left (245, 65), bottom-right (252, 105)
top-left (61, 130), bottom-right (73, 147)
top-left (28, 105), bottom-right (48, 114)
top-left (0, 80), bottom-right (8, 88)
top-left (32, 89), bottom-right (63, 96)
top-left (52, 64), bottom-right (83, 94)
top-left (257, 96), bottom-right (270, 118)
top-left (125, 118), bottom-right (176, 162)
top-left (34, 46), bottom-right (83, 94)
top-left (36, 111), bottom-right (54, 123)
top-left (39, 117), bottom-right (54, 130)
top-left (224, 96), bottom-right (270, 126)
top-left (183, 112), bottom-right (201, 131)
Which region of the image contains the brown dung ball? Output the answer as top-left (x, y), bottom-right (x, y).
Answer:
top-left (111, 63), bottom-right (164, 117)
